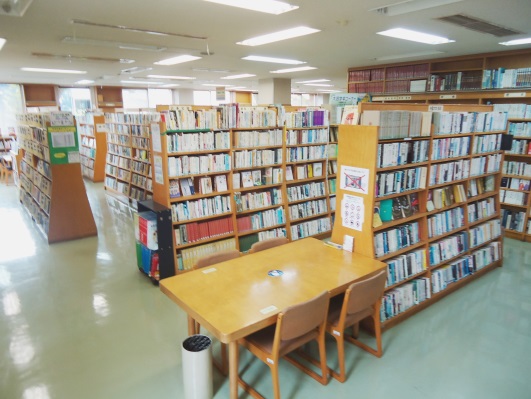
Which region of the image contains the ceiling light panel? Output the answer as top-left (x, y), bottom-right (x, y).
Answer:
top-left (237, 27), bottom-right (320, 46)
top-left (203, 0), bottom-right (298, 15)
top-left (271, 66), bottom-right (317, 73)
top-left (75, 80), bottom-right (95, 85)
top-left (62, 37), bottom-right (167, 52)
top-left (120, 80), bottom-right (164, 85)
top-left (221, 74), bottom-right (256, 79)
top-left (296, 79), bottom-right (330, 83)
top-left (370, 0), bottom-right (463, 16)
top-left (32, 52), bottom-right (134, 64)
top-left (500, 37), bottom-right (531, 46)
top-left (21, 67), bottom-right (87, 74)
top-left (377, 28), bottom-right (455, 44)
top-left (242, 55), bottom-right (306, 64)
top-left (154, 55), bottom-right (202, 65)
top-left (147, 74), bottom-right (196, 80)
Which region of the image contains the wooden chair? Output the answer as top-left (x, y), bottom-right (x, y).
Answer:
top-left (249, 237), bottom-right (289, 254)
top-left (191, 249), bottom-right (241, 374)
top-left (0, 156), bottom-right (13, 185)
top-left (239, 290), bottom-right (329, 399)
top-left (325, 269), bottom-right (387, 382)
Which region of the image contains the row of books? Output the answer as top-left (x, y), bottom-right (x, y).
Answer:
top-left (81, 157), bottom-right (95, 169)
top-left (499, 189), bottom-right (528, 206)
top-left (428, 207), bottom-right (465, 239)
top-left (493, 103), bottom-right (531, 119)
top-left (377, 140), bottom-right (429, 168)
top-left (106, 123), bottom-right (130, 135)
top-left (174, 217), bottom-right (234, 246)
top-left (234, 189), bottom-right (283, 213)
top-left (233, 168), bottom-right (282, 189)
top-left (482, 67), bottom-right (531, 89)
top-left (374, 222), bottom-right (420, 258)
top-left (348, 67), bottom-right (384, 82)
top-left (432, 111), bottom-right (508, 135)
top-left (468, 176), bottom-right (496, 197)
top-left (286, 128), bottom-right (328, 145)
top-left (236, 207), bottom-right (285, 232)
top-left (361, 110), bottom-right (432, 139)
top-left (16, 113), bottom-right (49, 128)
top-left (131, 136), bottom-right (150, 149)
top-left (234, 129), bottom-right (283, 148)
top-left (286, 145), bottom-right (327, 162)
top-left (30, 183), bottom-right (51, 215)
top-left (29, 168), bottom-right (51, 196)
top-left (429, 232), bottom-right (468, 266)
top-left (284, 109), bottom-right (328, 128)
top-left (132, 160), bottom-right (151, 175)
top-left (81, 137), bottom-right (96, 148)
top-left (286, 181), bottom-right (326, 202)
top-left (167, 131), bottom-right (231, 153)
top-left (131, 173), bottom-right (152, 191)
top-left (290, 216), bottom-right (331, 240)
top-left (106, 154), bottom-right (131, 169)
top-left (428, 185), bottom-right (465, 211)
top-left (171, 195), bottom-right (231, 222)
top-left (381, 277), bottom-right (431, 322)
top-left (167, 154), bottom-right (231, 177)
top-left (502, 160), bottom-right (531, 176)
top-left (177, 238), bottom-right (237, 271)
top-left (386, 63), bottom-right (430, 80)
top-left (508, 122), bottom-right (531, 137)
top-left (20, 190), bottom-right (49, 234)
top-left (328, 178), bottom-right (336, 195)
top-left (286, 163), bottom-right (324, 181)
top-left (130, 187), bottom-right (151, 202)
top-left (289, 199), bottom-right (328, 220)
top-left (348, 82), bottom-right (384, 94)
top-left (376, 167), bottom-right (427, 197)
top-left (384, 248), bottom-right (427, 288)
top-left (107, 144), bottom-right (131, 157)
top-left (328, 160), bottom-right (338, 175)
top-left (473, 133), bottom-right (503, 154)
top-left (501, 176), bottom-right (530, 191)
top-left (233, 149), bottom-right (282, 168)
top-left (105, 176), bottom-right (129, 195)
top-left (107, 133), bottom-right (130, 146)
top-left (105, 165), bottom-right (130, 182)
top-left (469, 219), bottom-right (501, 248)
top-left (506, 139), bottom-right (531, 155)
top-left (375, 193), bottom-right (419, 225)
top-left (468, 197), bottom-right (496, 224)
top-left (429, 159), bottom-right (470, 186)
top-left (104, 112), bottom-right (160, 125)
top-left (501, 209), bottom-right (526, 232)
top-left (427, 71), bottom-right (483, 92)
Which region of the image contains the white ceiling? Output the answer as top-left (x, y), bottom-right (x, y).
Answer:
top-left (1, 0), bottom-right (531, 94)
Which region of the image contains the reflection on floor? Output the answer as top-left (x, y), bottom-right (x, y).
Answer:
top-left (1, 181), bottom-right (530, 399)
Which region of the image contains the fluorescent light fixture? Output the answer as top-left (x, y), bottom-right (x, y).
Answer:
top-left (154, 55), bottom-right (201, 65)
top-left (221, 74), bottom-right (256, 79)
top-left (204, 0), bottom-right (298, 15)
top-left (243, 55), bottom-right (306, 64)
top-left (160, 84), bottom-right (180, 88)
top-left (228, 86), bottom-right (247, 90)
top-left (374, 50), bottom-right (444, 61)
top-left (147, 74), bottom-right (196, 80)
top-left (202, 84), bottom-right (234, 87)
top-left (21, 67), bottom-right (87, 74)
top-left (121, 67), bottom-right (153, 75)
top-left (193, 68), bottom-right (232, 73)
top-left (237, 26), bottom-right (320, 46)
top-left (270, 66), bottom-right (317, 73)
top-left (120, 80), bottom-right (164, 85)
top-left (62, 37), bottom-right (167, 52)
top-left (499, 37), bottom-right (531, 46)
top-left (377, 28), bottom-right (454, 44)
top-left (296, 79), bottom-right (330, 83)
top-left (75, 80), bottom-right (95, 85)
top-left (370, 0), bottom-right (463, 16)
top-left (0, 38), bottom-right (5, 51)
top-left (304, 83), bottom-right (333, 87)
top-left (317, 90), bottom-right (342, 93)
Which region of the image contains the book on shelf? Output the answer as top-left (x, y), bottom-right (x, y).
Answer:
top-left (265, 167), bottom-right (273, 185)
top-left (214, 175), bottom-right (228, 192)
top-left (340, 105), bottom-right (360, 125)
top-left (199, 177), bottom-right (213, 194)
top-left (242, 171), bottom-right (253, 188)
top-left (252, 170), bottom-right (262, 186)
top-left (169, 180), bottom-right (181, 198)
top-left (313, 162), bottom-right (323, 177)
top-left (180, 178), bottom-right (195, 196)
top-left (233, 172), bottom-right (241, 189)
top-left (286, 166), bottom-right (294, 181)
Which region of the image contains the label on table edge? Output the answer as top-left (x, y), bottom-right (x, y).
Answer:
top-left (260, 305), bottom-right (278, 314)
top-left (202, 267), bottom-right (217, 274)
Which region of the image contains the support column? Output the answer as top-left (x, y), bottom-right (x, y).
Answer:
top-left (258, 78), bottom-right (291, 105)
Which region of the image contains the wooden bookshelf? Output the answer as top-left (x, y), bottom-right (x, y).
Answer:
top-left (23, 84), bottom-right (57, 108)
top-left (96, 86), bottom-right (123, 112)
top-left (331, 103), bottom-right (504, 332)
top-left (79, 113), bottom-right (107, 182)
top-left (16, 113), bottom-right (97, 243)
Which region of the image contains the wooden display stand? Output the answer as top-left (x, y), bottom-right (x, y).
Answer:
top-left (331, 103), bottom-right (504, 331)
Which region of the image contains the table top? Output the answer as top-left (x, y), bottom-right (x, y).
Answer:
top-left (160, 237), bottom-right (386, 343)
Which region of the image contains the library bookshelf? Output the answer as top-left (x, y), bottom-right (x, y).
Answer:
top-left (16, 113), bottom-right (97, 243)
top-left (103, 111), bottom-right (159, 206)
top-left (79, 113), bottom-right (107, 182)
top-left (151, 104), bottom-right (334, 274)
top-left (331, 103), bottom-right (504, 332)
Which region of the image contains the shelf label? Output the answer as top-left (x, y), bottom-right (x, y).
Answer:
top-left (96, 123), bottom-right (107, 133)
top-left (372, 95), bottom-right (412, 101)
top-left (260, 305), bottom-right (278, 315)
top-left (439, 94), bottom-right (457, 99)
top-left (504, 92), bottom-right (527, 98)
top-left (201, 267), bottom-right (217, 274)
top-left (429, 105), bottom-right (444, 112)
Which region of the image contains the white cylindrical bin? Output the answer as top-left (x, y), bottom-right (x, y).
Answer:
top-left (182, 334), bottom-right (213, 399)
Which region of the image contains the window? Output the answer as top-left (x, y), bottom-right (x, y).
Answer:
top-left (58, 88), bottom-right (92, 116)
top-left (0, 84), bottom-right (24, 136)
top-left (123, 89), bottom-right (149, 108)
top-left (193, 90), bottom-right (231, 106)
top-left (291, 93), bottom-right (324, 106)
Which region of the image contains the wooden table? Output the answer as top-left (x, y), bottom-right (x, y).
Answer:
top-left (160, 237), bottom-right (386, 399)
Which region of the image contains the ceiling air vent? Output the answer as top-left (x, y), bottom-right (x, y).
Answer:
top-left (435, 14), bottom-right (522, 37)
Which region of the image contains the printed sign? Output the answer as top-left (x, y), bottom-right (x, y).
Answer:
top-left (341, 194), bottom-right (364, 231)
top-left (340, 165), bottom-right (369, 194)
top-left (47, 126), bottom-right (79, 165)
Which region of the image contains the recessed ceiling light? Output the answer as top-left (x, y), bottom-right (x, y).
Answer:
top-left (237, 26), bottom-right (320, 46)
top-left (154, 55), bottom-right (202, 65)
top-left (377, 28), bottom-right (454, 44)
top-left (120, 80), bottom-right (164, 85)
top-left (75, 80), bottom-right (95, 85)
top-left (202, 84), bottom-right (233, 87)
top-left (374, 50), bottom-right (444, 61)
top-left (160, 84), bottom-right (180, 88)
top-left (147, 74), bottom-right (196, 80)
top-left (370, 0), bottom-right (463, 16)
top-left (203, 0), bottom-right (298, 14)
top-left (242, 55), bottom-right (306, 64)
top-left (21, 67), bottom-right (87, 74)
top-left (221, 74), bottom-right (256, 79)
top-left (304, 83), bottom-right (333, 87)
top-left (62, 37), bottom-right (167, 52)
top-left (296, 79), bottom-right (330, 83)
top-left (193, 68), bottom-right (232, 73)
top-left (270, 66), bottom-right (317, 73)
top-left (0, 38), bottom-right (5, 51)
top-left (499, 37), bottom-right (531, 46)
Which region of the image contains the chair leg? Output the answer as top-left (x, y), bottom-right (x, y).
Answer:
top-left (271, 362), bottom-right (281, 399)
top-left (328, 333), bottom-right (347, 383)
top-left (345, 312), bottom-right (383, 358)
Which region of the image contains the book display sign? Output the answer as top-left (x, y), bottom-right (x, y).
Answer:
top-left (340, 165), bottom-right (369, 194)
top-left (47, 126), bottom-right (79, 165)
top-left (341, 194), bottom-right (364, 231)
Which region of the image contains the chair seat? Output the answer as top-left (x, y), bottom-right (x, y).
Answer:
top-left (245, 325), bottom-right (319, 358)
top-left (327, 297), bottom-right (373, 329)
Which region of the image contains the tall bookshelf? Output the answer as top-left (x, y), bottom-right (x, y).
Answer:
top-left (79, 112), bottom-right (107, 182)
top-left (331, 103), bottom-right (504, 331)
top-left (16, 113), bottom-right (97, 243)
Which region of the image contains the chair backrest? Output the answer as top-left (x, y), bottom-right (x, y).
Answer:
top-left (279, 290), bottom-right (329, 341)
top-left (249, 237), bottom-right (289, 254)
top-left (194, 249), bottom-right (241, 269)
top-left (345, 269), bottom-right (387, 315)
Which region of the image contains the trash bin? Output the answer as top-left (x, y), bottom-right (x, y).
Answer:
top-left (182, 334), bottom-right (213, 399)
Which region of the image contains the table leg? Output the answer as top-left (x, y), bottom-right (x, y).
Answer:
top-left (229, 340), bottom-right (239, 399)
top-left (187, 315), bottom-right (196, 335)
